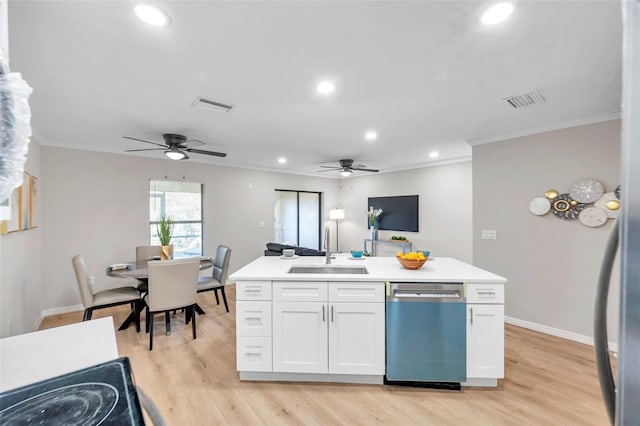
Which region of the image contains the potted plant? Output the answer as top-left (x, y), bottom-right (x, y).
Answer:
top-left (157, 214), bottom-right (174, 260)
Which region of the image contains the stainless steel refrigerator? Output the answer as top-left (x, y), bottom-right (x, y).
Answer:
top-left (594, 1), bottom-right (640, 424)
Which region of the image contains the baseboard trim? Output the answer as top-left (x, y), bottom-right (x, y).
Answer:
top-left (41, 304), bottom-right (84, 318)
top-left (505, 316), bottom-right (618, 353)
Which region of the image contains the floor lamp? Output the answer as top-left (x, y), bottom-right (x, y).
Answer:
top-left (329, 208), bottom-right (345, 253)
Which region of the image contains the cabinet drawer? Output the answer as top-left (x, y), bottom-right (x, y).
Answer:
top-left (236, 302), bottom-right (272, 337)
top-left (273, 281), bottom-right (328, 302)
top-left (236, 337), bottom-right (272, 372)
top-left (466, 283), bottom-right (504, 304)
top-left (329, 282), bottom-right (385, 303)
top-left (236, 281), bottom-right (272, 300)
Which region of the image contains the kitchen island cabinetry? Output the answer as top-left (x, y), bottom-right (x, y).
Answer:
top-left (272, 281), bottom-right (385, 376)
top-left (230, 256), bottom-right (507, 386)
top-left (465, 283), bottom-right (505, 385)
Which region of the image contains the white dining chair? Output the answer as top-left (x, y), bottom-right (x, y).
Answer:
top-left (71, 255), bottom-right (141, 330)
top-left (145, 258), bottom-right (200, 350)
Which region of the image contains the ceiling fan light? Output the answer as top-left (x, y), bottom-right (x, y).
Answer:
top-left (340, 169), bottom-right (353, 177)
top-left (165, 148), bottom-right (186, 160)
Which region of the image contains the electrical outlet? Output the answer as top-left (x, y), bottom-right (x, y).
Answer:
top-left (481, 229), bottom-right (497, 240)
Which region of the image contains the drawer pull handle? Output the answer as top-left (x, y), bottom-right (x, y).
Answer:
top-left (477, 291), bottom-right (496, 295)
top-left (245, 317), bottom-right (262, 321)
top-left (245, 352), bottom-right (262, 357)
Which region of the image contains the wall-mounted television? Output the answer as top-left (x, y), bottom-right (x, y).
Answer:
top-left (367, 195), bottom-right (419, 232)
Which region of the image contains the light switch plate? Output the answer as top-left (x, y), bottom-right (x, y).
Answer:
top-left (482, 229), bottom-right (497, 240)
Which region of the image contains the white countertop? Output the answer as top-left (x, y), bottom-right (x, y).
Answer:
top-left (0, 317), bottom-right (119, 392)
top-left (230, 255), bottom-right (507, 283)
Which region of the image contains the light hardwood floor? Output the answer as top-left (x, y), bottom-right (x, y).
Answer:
top-left (40, 285), bottom-right (612, 425)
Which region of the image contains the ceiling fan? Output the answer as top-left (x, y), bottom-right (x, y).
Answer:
top-left (122, 133), bottom-right (227, 161)
top-left (317, 159), bottom-right (379, 177)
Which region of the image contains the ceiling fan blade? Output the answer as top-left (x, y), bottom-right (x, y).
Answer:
top-left (316, 169), bottom-right (342, 172)
top-left (124, 148), bottom-right (165, 152)
top-left (319, 165), bottom-right (342, 168)
top-left (353, 167), bottom-right (380, 173)
top-left (184, 138), bottom-right (205, 147)
top-left (184, 147), bottom-right (227, 158)
top-left (122, 136), bottom-right (166, 148)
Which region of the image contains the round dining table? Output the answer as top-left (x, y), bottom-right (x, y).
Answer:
top-left (106, 258), bottom-right (214, 331)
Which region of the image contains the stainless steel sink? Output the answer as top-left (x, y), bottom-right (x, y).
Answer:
top-left (288, 266), bottom-right (369, 274)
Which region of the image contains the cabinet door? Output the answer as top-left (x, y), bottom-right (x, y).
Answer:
top-left (467, 304), bottom-right (504, 379)
top-left (273, 302), bottom-right (328, 373)
top-left (329, 303), bottom-right (385, 375)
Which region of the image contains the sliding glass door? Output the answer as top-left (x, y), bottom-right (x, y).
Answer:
top-left (274, 190), bottom-right (321, 250)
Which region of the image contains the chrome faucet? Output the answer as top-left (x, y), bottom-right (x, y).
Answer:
top-left (324, 226), bottom-right (332, 264)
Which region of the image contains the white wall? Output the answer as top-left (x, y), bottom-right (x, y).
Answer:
top-left (0, 140), bottom-right (42, 337)
top-left (39, 146), bottom-right (339, 311)
top-left (337, 161), bottom-right (473, 263)
top-left (473, 119), bottom-right (621, 341)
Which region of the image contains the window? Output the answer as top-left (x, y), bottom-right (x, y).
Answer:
top-left (149, 180), bottom-right (203, 258)
top-left (274, 189), bottom-right (321, 249)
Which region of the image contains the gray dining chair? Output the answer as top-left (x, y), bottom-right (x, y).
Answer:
top-left (71, 255), bottom-right (141, 330)
top-left (145, 258), bottom-right (200, 350)
top-left (197, 245), bottom-right (232, 312)
top-left (136, 245), bottom-right (162, 262)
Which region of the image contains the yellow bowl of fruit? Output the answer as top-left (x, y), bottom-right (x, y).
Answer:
top-left (396, 251), bottom-right (428, 270)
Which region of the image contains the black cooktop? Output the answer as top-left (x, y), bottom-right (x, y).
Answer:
top-left (0, 357), bottom-right (144, 425)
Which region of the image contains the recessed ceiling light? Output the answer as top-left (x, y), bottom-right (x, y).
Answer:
top-left (317, 81), bottom-right (335, 95)
top-left (278, 157), bottom-right (287, 164)
top-left (365, 131), bottom-right (378, 141)
top-left (135, 4), bottom-right (170, 26)
top-left (429, 151), bottom-right (439, 159)
top-left (481, 3), bottom-right (514, 25)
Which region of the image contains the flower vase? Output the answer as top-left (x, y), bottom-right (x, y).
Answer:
top-left (160, 245), bottom-right (173, 260)
top-left (370, 226), bottom-right (377, 241)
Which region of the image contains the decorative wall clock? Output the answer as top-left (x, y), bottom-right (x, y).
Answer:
top-left (579, 207), bottom-right (608, 228)
top-left (550, 194), bottom-right (585, 220)
top-left (569, 177), bottom-right (604, 203)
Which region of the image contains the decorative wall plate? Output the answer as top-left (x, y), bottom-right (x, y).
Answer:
top-left (569, 177), bottom-right (604, 203)
top-left (529, 197), bottom-right (551, 215)
top-left (550, 194), bottom-right (585, 220)
top-left (544, 189), bottom-right (559, 200)
top-left (615, 185), bottom-right (621, 200)
top-left (579, 207), bottom-right (608, 227)
top-left (594, 192), bottom-right (620, 219)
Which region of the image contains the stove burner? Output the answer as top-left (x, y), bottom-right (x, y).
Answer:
top-left (0, 382), bottom-right (118, 425)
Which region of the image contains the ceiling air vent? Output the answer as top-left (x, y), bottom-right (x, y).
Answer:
top-left (503, 90), bottom-right (546, 109)
top-left (191, 96), bottom-right (234, 113)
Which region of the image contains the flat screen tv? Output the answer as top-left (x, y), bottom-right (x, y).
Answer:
top-left (367, 195), bottom-right (419, 232)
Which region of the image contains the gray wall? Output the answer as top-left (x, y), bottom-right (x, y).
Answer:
top-left (0, 141), bottom-right (43, 337)
top-left (39, 147), bottom-right (339, 311)
top-left (337, 161), bottom-right (473, 263)
top-left (473, 119), bottom-right (621, 340)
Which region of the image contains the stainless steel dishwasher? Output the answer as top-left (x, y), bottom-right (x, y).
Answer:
top-left (385, 282), bottom-right (466, 388)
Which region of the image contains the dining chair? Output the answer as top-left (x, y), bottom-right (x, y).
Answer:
top-left (71, 255), bottom-right (141, 330)
top-left (197, 245), bottom-right (232, 312)
top-left (136, 245), bottom-right (162, 262)
top-left (145, 258), bottom-right (200, 350)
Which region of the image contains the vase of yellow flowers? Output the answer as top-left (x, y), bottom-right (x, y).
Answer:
top-left (368, 207), bottom-right (382, 240)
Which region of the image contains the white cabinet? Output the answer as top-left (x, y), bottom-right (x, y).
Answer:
top-left (466, 283), bottom-right (504, 379)
top-left (273, 301), bottom-right (328, 373)
top-left (271, 281), bottom-right (385, 375)
top-left (236, 281), bottom-right (273, 372)
top-left (329, 302), bottom-right (385, 375)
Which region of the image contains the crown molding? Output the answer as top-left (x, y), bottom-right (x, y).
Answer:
top-left (468, 111), bottom-right (621, 146)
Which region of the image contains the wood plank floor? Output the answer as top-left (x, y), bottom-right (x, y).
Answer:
top-left (40, 285), bottom-right (613, 425)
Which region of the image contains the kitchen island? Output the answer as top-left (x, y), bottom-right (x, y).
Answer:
top-left (229, 255), bottom-right (507, 387)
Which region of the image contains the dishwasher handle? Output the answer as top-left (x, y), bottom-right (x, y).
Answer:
top-left (387, 283), bottom-right (465, 303)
